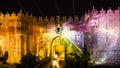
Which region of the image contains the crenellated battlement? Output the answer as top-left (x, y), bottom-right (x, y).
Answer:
top-left (0, 7), bottom-right (119, 24)
top-left (0, 7), bottom-right (119, 64)
top-left (84, 7), bottom-right (120, 64)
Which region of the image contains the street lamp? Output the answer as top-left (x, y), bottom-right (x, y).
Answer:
top-left (55, 24), bottom-right (63, 34)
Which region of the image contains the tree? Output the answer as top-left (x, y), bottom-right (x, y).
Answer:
top-left (16, 53), bottom-right (38, 68)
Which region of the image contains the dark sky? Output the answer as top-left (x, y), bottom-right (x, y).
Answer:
top-left (0, 0), bottom-right (119, 17)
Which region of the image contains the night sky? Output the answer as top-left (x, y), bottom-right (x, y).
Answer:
top-left (0, 0), bottom-right (119, 17)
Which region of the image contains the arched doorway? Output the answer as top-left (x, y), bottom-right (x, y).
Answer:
top-left (51, 36), bottom-right (65, 61)
top-left (50, 36), bottom-right (82, 68)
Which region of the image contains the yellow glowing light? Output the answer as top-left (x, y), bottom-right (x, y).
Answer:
top-left (95, 61), bottom-right (103, 65)
top-left (40, 28), bottom-right (43, 33)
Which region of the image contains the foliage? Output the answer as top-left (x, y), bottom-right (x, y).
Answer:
top-left (65, 44), bottom-right (91, 68)
top-left (16, 53), bottom-right (38, 68)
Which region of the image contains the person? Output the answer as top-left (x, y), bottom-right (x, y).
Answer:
top-left (3, 51), bottom-right (8, 64)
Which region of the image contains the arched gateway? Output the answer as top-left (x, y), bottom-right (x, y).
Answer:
top-left (50, 35), bottom-right (82, 67)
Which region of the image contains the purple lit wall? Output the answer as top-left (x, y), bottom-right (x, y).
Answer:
top-left (85, 8), bottom-right (120, 64)
top-left (62, 7), bottom-right (120, 64)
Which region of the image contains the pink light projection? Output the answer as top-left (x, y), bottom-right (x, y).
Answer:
top-left (84, 8), bottom-right (120, 64)
top-left (62, 7), bottom-right (120, 64)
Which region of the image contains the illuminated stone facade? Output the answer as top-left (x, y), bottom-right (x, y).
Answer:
top-left (84, 7), bottom-right (120, 64)
top-left (0, 11), bottom-right (68, 63)
top-left (0, 7), bottom-right (119, 64)
top-left (0, 11), bottom-right (22, 63)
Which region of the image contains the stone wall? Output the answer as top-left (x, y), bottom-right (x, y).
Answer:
top-left (84, 7), bottom-right (120, 64)
top-left (0, 7), bottom-right (119, 64)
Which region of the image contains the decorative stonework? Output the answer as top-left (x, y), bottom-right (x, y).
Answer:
top-left (0, 7), bottom-right (119, 64)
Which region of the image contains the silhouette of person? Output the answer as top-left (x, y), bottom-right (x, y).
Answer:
top-left (0, 46), bottom-right (2, 56)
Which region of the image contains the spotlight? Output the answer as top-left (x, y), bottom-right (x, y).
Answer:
top-left (55, 27), bottom-right (63, 34)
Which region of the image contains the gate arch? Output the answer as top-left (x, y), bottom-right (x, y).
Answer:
top-left (50, 36), bottom-right (83, 62)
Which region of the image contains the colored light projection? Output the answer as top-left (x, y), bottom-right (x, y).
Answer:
top-left (0, 8), bottom-right (119, 64)
top-left (59, 8), bottom-right (120, 64)
top-left (86, 8), bottom-right (120, 64)
top-left (0, 12), bottom-right (21, 63)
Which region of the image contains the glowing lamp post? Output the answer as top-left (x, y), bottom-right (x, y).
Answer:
top-left (55, 24), bottom-right (63, 34)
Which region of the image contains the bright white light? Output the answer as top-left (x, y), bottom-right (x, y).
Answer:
top-left (53, 60), bottom-right (58, 66)
top-left (99, 56), bottom-right (107, 63)
top-left (62, 25), bottom-right (82, 52)
top-left (94, 55), bottom-right (107, 65)
top-left (54, 54), bottom-right (58, 59)
top-left (62, 27), bottom-right (76, 38)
